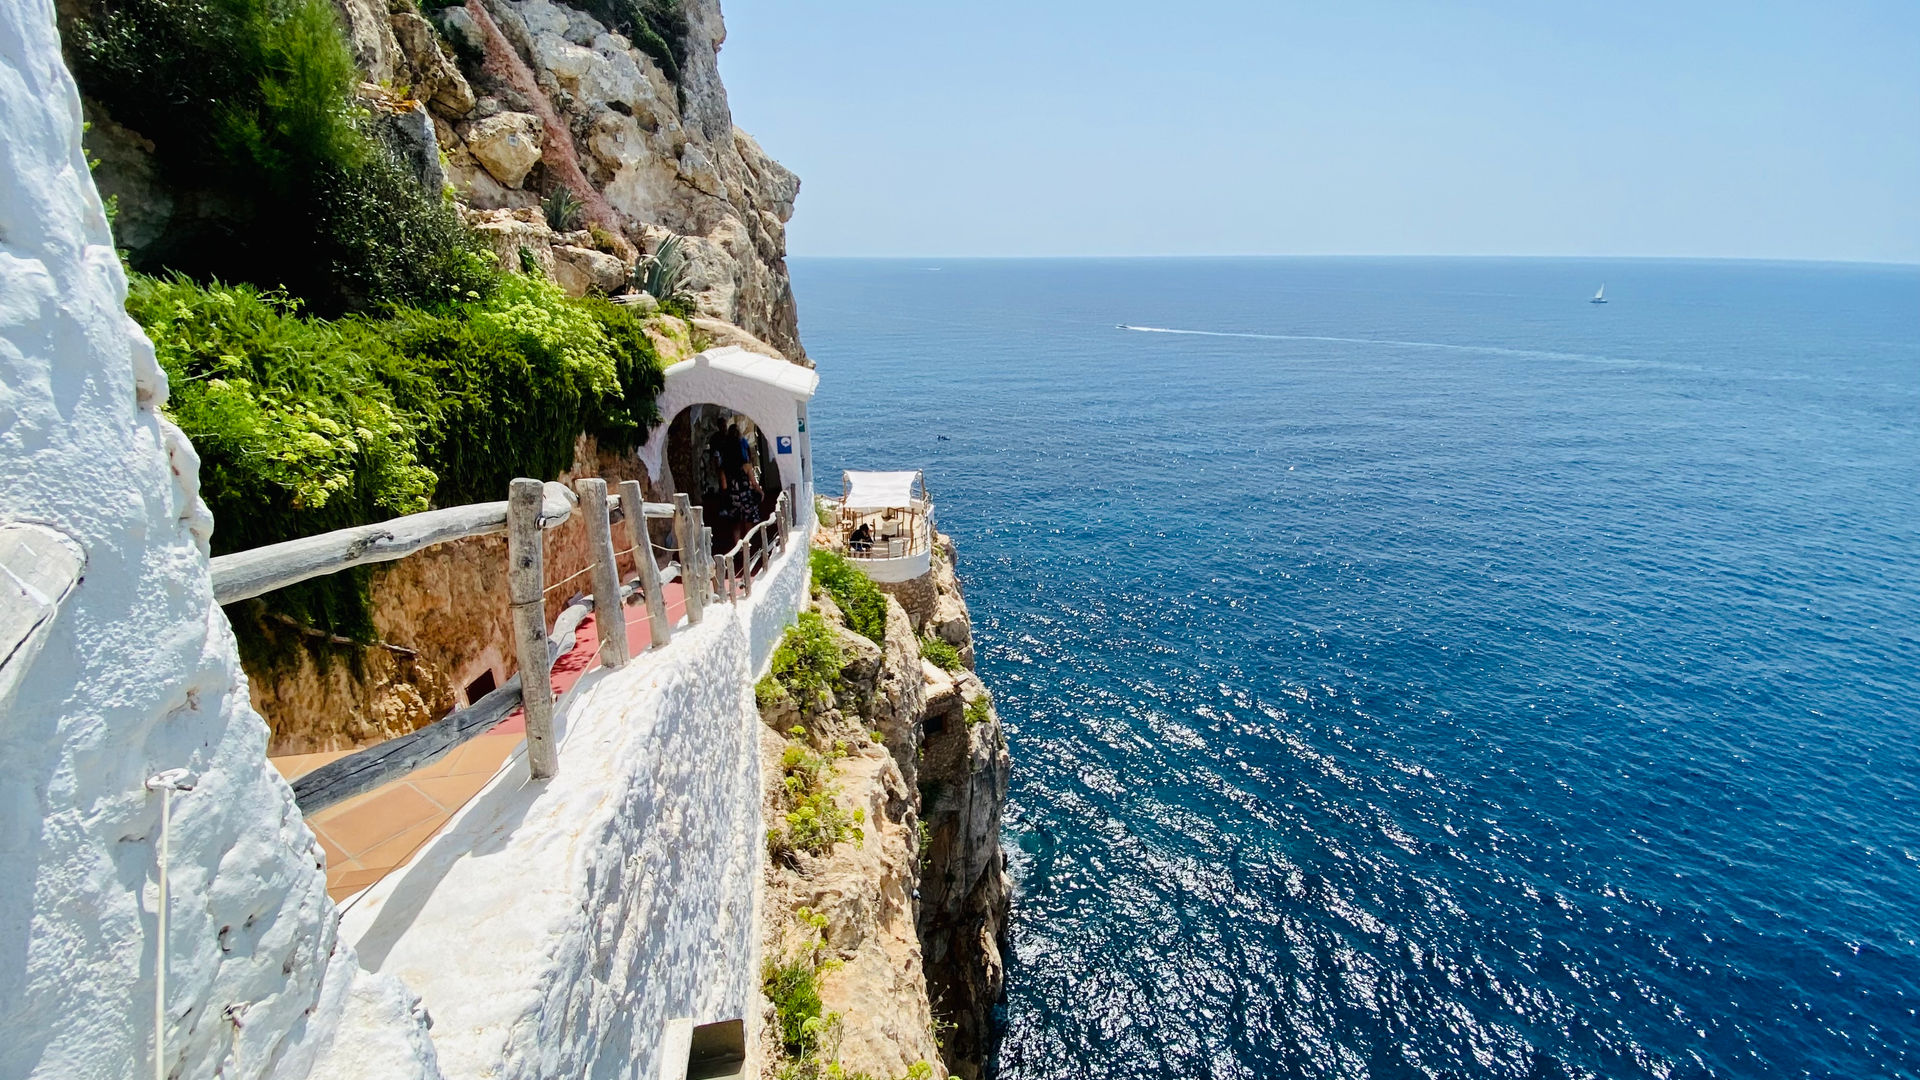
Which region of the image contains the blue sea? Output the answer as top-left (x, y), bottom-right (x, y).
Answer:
top-left (793, 257), bottom-right (1920, 1079)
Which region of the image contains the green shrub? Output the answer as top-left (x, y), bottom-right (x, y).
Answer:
top-left (810, 549), bottom-right (889, 644)
top-left (769, 729), bottom-right (863, 857)
top-left (542, 187), bottom-right (587, 232)
top-left (128, 274), bottom-right (433, 634)
top-left (579, 298), bottom-right (667, 452)
top-left (577, 0), bottom-right (689, 85)
top-left (784, 790), bottom-right (862, 855)
top-left (919, 636), bottom-right (961, 672)
top-left (65, 0), bottom-right (496, 315)
top-left (761, 613), bottom-right (843, 710)
top-left (965, 691), bottom-right (992, 727)
top-left (127, 271), bottom-right (667, 638)
top-left (763, 907), bottom-right (842, 1068)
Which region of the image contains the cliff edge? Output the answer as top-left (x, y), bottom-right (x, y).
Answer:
top-left (757, 539), bottom-right (1010, 1080)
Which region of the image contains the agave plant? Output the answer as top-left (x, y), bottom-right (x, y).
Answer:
top-left (631, 233), bottom-right (689, 303)
top-left (541, 186), bottom-right (586, 232)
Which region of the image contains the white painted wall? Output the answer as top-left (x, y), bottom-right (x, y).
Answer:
top-left (0, 4), bottom-right (438, 1077)
top-left (640, 346), bottom-right (818, 513)
top-left (335, 537), bottom-right (810, 1079)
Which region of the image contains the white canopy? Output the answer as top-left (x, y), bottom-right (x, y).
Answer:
top-left (842, 470), bottom-right (922, 511)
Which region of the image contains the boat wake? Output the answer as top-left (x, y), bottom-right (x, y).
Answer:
top-left (1116, 324), bottom-right (1607, 364)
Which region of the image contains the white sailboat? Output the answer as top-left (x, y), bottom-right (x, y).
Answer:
top-left (1590, 284), bottom-right (1607, 304)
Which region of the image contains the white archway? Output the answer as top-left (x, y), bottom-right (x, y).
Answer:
top-left (639, 346), bottom-right (819, 526)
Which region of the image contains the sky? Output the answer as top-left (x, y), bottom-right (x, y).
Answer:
top-left (715, 1), bottom-right (1920, 262)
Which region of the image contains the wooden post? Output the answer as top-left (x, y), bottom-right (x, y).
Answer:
top-left (508, 478), bottom-right (558, 780)
top-left (775, 492), bottom-right (790, 552)
top-left (675, 495), bottom-right (705, 625)
top-left (576, 478), bottom-right (629, 670)
top-left (698, 521), bottom-right (714, 607)
top-left (619, 479), bottom-right (671, 649)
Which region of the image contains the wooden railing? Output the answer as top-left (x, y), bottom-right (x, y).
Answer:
top-left (209, 477), bottom-right (800, 815)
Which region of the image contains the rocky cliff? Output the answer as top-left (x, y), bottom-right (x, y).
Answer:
top-left (347, 0), bottom-right (805, 360)
top-left (84, 0), bottom-right (805, 362)
top-left (757, 539), bottom-right (1010, 1080)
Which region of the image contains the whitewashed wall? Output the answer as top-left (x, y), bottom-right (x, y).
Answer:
top-left (639, 346), bottom-right (818, 511)
top-left (336, 537), bottom-right (809, 1080)
top-left (0, 3), bottom-right (438, 1077)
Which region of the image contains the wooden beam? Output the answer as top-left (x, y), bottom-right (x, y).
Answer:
top-left (291, 596), bottom-right (597, 814)
top-left (620, 479), bottom-right (671, 649)
top-left (211, 481), bottom-right (576, 606)
top-left (508, 479), bottom-right (558, 780)
top-left (576, 478), bottom-right (629, 670)
top-left (606, 493), bottom-right (679, 523)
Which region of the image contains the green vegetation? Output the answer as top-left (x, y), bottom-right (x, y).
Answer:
top-left (763, 907), bottom-right (843, 1078)
top-left (810, 549), bottom-right (889, 644)
top-left (964, 691), bottom-right (992, 727)
top-left (762, 907), bottom-right (932, 1080)
top-left (578, 0), bottom-right (689, 85)
top-left (918, 635), bottom-right (961, 672)
top-left (631, 233), bottom-right (691, 308)
top-left (129, 271), bottom-right (667, 636)
top-left (757, 612), bottom-right (844, 710)
top-left (542, 187), bottom-right (587, 233)
top-left (771, 730), bottom-right (862, 857)
top-left (64, 0), bottom-right (493, 315)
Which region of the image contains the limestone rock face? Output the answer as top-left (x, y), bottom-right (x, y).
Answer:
top-left (551, 243), bottom-right (628, 296)
top-left (462, 109), bottom-right (544, 186)
top-left (390, 11), bottom-right (475, 117)
top-left (437, 0), bottom-right (807, 361)
top-left (331, 0), bottom-right (402, 83)
top-left (913, 538), bottom-right (1011, 1079)
top-left (759, 593), bottom-right (945, 1080)
top-left (759, 537), bottom-right (1009, 1080)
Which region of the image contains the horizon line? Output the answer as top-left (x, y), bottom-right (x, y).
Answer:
top-left (785, 253), bottom-right (1920, 268)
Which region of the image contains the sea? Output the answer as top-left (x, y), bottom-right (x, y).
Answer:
top-left (791, 257), bottom-right (1920, 1080)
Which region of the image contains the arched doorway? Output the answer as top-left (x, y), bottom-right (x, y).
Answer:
top-left (664, 403), bottom-right (783, 553)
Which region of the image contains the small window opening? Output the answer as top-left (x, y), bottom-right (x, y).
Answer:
top-left (464, 669), bottom-right (497, 704)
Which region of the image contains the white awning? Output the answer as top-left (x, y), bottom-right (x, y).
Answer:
top-left (842, 470), bottom-right (922, 511)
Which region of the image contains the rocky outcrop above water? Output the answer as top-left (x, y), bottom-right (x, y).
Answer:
top-left (758, 538), bottom-right (1009, 1079)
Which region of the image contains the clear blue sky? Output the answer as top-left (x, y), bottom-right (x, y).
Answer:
top-left (715, 1), bottom-right (1920, 261)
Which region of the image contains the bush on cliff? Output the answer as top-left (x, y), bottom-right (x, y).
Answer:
top-left (757, 612), bottom-right (843, 710)
top-left (129, 271), bottom-right (669, 636)
top-left (65, 0), bottom-right (494, 314)
top-left (810, 549), bottom-right (889, 645)
top-left (919, 635), bottom-right (962, 672)
top-left (576, 0), bottom-right (689, 85)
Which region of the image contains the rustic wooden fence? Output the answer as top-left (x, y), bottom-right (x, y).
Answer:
top-left (209, 478), bottom-right (796, 815)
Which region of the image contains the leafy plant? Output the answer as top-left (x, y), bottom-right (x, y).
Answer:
top-left (127, 270), bottom-right (667, 643)
top-left (763, 907), bottom-right (844, 1075)
top-left (810, 549), bottom-right (889, 645)
top-left (919, 636), bottom-right (961, 672)
top-left (63, 0), bottom-right (494, 315)
top-left (964, 691), bottom-right (992, 727)
top-left (128, 274), bottom-right (433, 635)
top-left (631, 233), bottom-right (690, 304)
top-left (759, 612), bottom-right (844, 710)
top-left (542, 186), bottom-right (587, 232)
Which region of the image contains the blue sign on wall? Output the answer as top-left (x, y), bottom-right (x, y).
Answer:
top-left (776, 435), bottom-right (794, 455)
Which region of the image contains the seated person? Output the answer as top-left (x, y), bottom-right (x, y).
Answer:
top-left (848, 522), bottom-right (874, 554)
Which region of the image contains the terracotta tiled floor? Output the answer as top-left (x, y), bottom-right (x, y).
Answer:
top-left (271, 583), bottom-right (691, 902)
